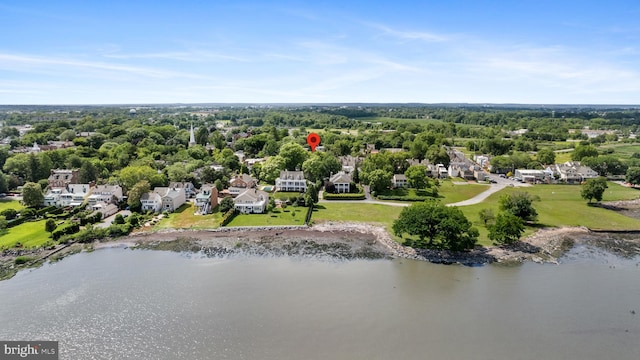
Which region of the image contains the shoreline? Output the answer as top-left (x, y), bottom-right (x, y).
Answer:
top-left (3, 216), bottom-right (640, 280)
top-left (94, 222), bottom-right (640, 266)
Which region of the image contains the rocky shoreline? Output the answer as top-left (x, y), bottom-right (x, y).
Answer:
top-left (3, 220), bottom-right (640, 281)
top-left (97, 222), bottom-right (640, 266)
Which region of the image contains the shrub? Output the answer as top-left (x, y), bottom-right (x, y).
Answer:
top-left (1, 208), bottom-right (18, 220)
top-left (219, 209), bottom-right (237, 226)
top-left (52, 223), bottom-right (81, 240)
top-left (323, 193), bottom-right (366, 200)
top-left (14, 256), bottom-right (33, 265)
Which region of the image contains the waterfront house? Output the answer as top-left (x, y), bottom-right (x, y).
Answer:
top-left (140, 192), bottom-right (162, 212)
top-left (275, 170), bottom-right (307, 192)
top-left (195, 184), bottom-right (219, 215)
top-left (153, 187), bottom-right (187, 212)
top-left (233, 189), bottom-right (269, 214)
top-left (87, 184), bottom-right (124, 207)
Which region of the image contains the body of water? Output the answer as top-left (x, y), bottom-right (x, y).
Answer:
top-left (1, 246), bottom-right (639, 359)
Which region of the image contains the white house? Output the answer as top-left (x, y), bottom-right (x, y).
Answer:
top-left (153, 187), bottom-right (187, 212)
top-left (234, 189), bottom-right (269, 214)
top-left (43, 184), bottom-right (91, 207)
top-left (329, 171), bottom-right (352, 193)
top-left (140, 192), bottom-right (162, 212)
top-left (87, 185), bottom-right (124, 207)
top-left (275, 170), bottom-right (307, 192)
top-left (392, 174), bottom-right (408, 188)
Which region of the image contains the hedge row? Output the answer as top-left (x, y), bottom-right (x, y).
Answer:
top-left (323, 193), bottom-right (366, 200)
top-left (52, 223), bottom-right (80, 240)
top-left (220, 209), bottom-right (237, 226)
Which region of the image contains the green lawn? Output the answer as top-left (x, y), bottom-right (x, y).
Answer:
top-left (0, 200), bottom-right (24, 212)
top-left (154, 203), bottom-right (222, 229)
top-left (272, 191), bottom-right (303, 200)
top-left (437, 181), bottom-right (489, 204)
top-left (459, 183), bottom-right (640, 246)
top-left (312, 202), bottom-right (404, 236)
top-left (0, 220), bottom-right (51, 249)
top-left (226, 207), bottom-right (306, 226)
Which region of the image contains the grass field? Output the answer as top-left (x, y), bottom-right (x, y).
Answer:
top-left (599, 143), bottom-right (640, 160)
top-left (0, 200), bottom-right (24, 212)
top-left (154, 203), bottom-right (222, 229)
top-left (0, 220), bottom-right (50, 249)
top-left (312, 202), bottom-right (404, 235)
top-left (272, 191), bottom-right (302, 200)
top-left (226, 207), bottom-right (306, 226)
top-left (459, 183), bottom-right (640, 246)
top-left (437, 181), bottom-right (489, 204)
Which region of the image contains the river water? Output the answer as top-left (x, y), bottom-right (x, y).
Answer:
top-left (0, 246), bottom-right (639, 360)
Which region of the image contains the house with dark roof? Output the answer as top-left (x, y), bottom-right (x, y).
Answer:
top-left (275, 170), bottom-right (307, 192)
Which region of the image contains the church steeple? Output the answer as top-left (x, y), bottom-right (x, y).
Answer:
top-left (189, 123), bottom-right (196, 147)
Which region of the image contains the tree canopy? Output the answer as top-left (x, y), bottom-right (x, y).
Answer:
top-left (393, 200), bottom-right (478, 251)
top-left (581, 177), bottom-right (608, 203)
top-left (499, 191), bottom-right (538, 222)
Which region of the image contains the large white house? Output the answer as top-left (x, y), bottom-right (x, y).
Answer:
top-left (43, 184), bottom-right (91, 207)
top-left (87, 185), bottom-right (124, 207)
top-left (329, 171), bottom-right (352, 193)
top-left (275, 170), bottom-right (307, 192)
top-left (234, 189), bottom-right (269, 214)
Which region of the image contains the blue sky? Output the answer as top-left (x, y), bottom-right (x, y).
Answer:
top-left (1, 0), bottom-right (639, 104)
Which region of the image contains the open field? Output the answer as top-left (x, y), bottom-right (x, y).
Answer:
top-left (154, 203), bottom-right (222, 229)
top-left (312, 202), bottom-right (403, 235)
top-left (437, 180), bottom-right (489, 204)
top-left (599, 143), bottom-right (640, 160)
top-left (272, 191), bottom-right (302, 200)
top-left (226, 207), bottom-right (306, 226)
top-left (0, 220), bottom-right (50, 249)
top-left (0, 200), bottom-right (24, 212)
top-left (459, 183), bottom-right (640, 246)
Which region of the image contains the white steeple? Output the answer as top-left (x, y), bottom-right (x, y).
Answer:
top-left (189, 123), bottom-right (196, 147)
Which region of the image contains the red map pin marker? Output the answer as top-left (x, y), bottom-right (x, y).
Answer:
top-left (307, 132), bottom-right (321, 152)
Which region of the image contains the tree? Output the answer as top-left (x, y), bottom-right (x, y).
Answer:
top-left (581, 177), bottom-right (608, 203)
top-left (626, 167), bottom-right (640, 185)
top-left (302, 152), bottom-right (341, 183)
top-left (352, 165), bottom-right (360, 183)
top-left (536, 148), bottom-right (556, 165)
top-left (45, 218), bottom-right (58, 233)
top-left (367, 169), bottom-right (392, 193)
top-left (488, 212), bottom-right (524, 245)
top-left (127, 180), bottom-right (150, 211)
top-left (219, 196), bottom-right (235, 213)
top-left (119, 165), bottom-right (165, 190)
top-left (581, 155), bottom-right (627, 176)
top-left (571, 144), bottom-right (599, 161)
top-left (392, 200), bottom-right (478, 250)
top-left (478, 208), bottom-right (495, 225)
top-left (79, 160), bottom-right (98, 184)
top-left (499, 191), bottom-right (538, 222)
top-left (260, 155), bottom-right (286, 183)
top-left (409, 139), bottom-right (428, 161)
top-left (404, 165), bottom-right (429, 189)
top-left (279, 142), bottom-right (309, 171)
top-left (426, 145), bottom-right (450, 168)
top-left (22, 182), bottom-right (44, 207)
